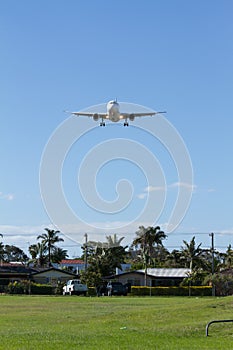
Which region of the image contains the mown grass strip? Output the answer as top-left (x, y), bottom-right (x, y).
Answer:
top-left (0, 296), bottom-right (233, 349)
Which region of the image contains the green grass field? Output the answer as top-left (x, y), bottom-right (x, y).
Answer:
top-left (0, 295), bottom-right (233, 349)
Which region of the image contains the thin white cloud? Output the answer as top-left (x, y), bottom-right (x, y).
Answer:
top-left (144, 185), bottom-right (166, 192)
top-left (137, 193), bottom-right (147, 199)
top-left (0, 224), bottom-right (45, 235)
top-left (137, 185), bottom-right (166, 199)
top-left (218, 229), bottom-right (233, 235)
top-left (169, 182), bottom-right (196, 191)
top-left (0, 192), bottom-right (15, 201)
top-left (137, 182), bottom-right (196, 200)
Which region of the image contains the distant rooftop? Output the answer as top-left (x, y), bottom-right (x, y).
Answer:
top-left (137, 268), bottom-right (191, 278)
top-left (60, 259), bottom-right (85, 265)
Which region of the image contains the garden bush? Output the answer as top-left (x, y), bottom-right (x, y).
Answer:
top-left (7, 280), bottom-right (54, 295)
top-left (88, 286), bottom-right (96, 296)
top-left (131, 286), bottom-right (212, 296)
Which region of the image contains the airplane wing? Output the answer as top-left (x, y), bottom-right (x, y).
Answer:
top-left (70, 112), bottom-right (109, 119)
top-left (120, 111), bottom-right (166, 118)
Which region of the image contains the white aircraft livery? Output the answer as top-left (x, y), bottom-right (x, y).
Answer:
top-left (69, 100), bottom-right (166, 126)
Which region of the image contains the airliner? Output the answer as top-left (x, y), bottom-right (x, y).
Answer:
top-left (69, 100), bottom-right (166, 126)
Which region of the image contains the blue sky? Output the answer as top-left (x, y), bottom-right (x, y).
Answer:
top-left (1, 0), bottom-right (233, 257)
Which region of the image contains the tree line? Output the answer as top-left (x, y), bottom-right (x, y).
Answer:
top-left (0, 229), bottom-right (68, 266)
top-left (1, 227), bottom-right (233, 293)
top-left (81, 226), bottom-right (233, 293)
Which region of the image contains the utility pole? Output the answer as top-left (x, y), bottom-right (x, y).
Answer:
top-left (209, 232), bottom-right (215, 296)
top-left (84, 233), bottom-right (88, 272)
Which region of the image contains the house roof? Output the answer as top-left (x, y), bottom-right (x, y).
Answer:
top-left (0, 264), bottom-right (37, 274)
top-left (0, 265), bottom-right (76, 279)
top-left (32, 267), bottom-right (76, 276)
top-left (114, 268), bottom-right (191, 279)
top-left (60, 259), bottom-right (85, 265)
top-left (137, 268), bottom-right (191, 278)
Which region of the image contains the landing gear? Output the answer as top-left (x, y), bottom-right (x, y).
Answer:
top-left (100, 119), bottom-right (105, 126)
top-left (124, 122), bottom-right (129, 127)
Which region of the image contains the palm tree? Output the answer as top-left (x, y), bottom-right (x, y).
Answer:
top-left (0, 235), bottom-right (4, 262)
top-left (37, 228), bottom-right (64, 265)
top-left (133, 226), bottom-right (166, 257)
top-left (29, 242), bottom-right (48, 267)
top-left (51, 247), bottom-right (68, 263)
top-left (83, 244), bottom-right (128, 286)
top-left (223, 244), bottom-right (233, 268)
top-left (166, 249), bottom-right (186, 268)
top-left (181, 236), bottom-right (203, 270)
top-left (105, 234), bottom-right (125, 247)
top-left (132, 226), bottom-right (167, 285)
top-left (0, 242), bottom-right (4, 261)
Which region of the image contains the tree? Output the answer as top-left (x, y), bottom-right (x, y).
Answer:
top-left (181, 236), bottom-right (203, 270)
top-left (204, 272), bottom-right (233, 296)
top-left (51, 247), bottom-right (68, 263)
top-left (89, 246), bottom-right (128, 277)
top-left (81, 237), bottom-right (128, 287)
top-left (165, 249), bottom-right (186, 268)
top-left (221, 244), bottom-right (233, 268)
top-left (84, 234), bottom-right (125, 250)
top-left (132, 226), bottom-right (167, 285)
top-left (0, 242), bottom-right (4, 261)
top-left (29, 242), bottom-right (48, 267)
top-left (152, 245), bottom-right (170, 267)
top-left (105, 234), bottom-right (125, 247)
top-left (37, 228), bottom-right (64, 265)
top-left (3, 245), bottom-right (28, 263)
top-left (198, 248), bottom-right (222, 274)
top-left (132, 226), bottom-right (167, 257)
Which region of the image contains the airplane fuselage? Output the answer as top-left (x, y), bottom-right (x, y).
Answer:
top-left (107, 100), bottom-right (120, 122)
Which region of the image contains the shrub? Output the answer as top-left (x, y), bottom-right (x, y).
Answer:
top-left (7, 280), bottom-right (29, 294)
top-left (88, 286), bottom-right (96, 296)
top-left (204, 273), bottom-right (233, 296)
top-left (130, 286), bottom-right (212, 297)
top-left (7, 281), bottom-right (54, 295)
top-left (31, 283), bottom-right (53, 295)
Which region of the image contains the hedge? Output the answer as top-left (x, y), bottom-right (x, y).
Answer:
top-left (7, 281), bottom-right (54, 295)
top-left (130, 286), bottom-right (212, 297)
top-left (88, 287), bottom-right (97, 296)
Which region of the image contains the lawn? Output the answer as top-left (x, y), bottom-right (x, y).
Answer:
top-left (0, 295), bottom-right (233, 349)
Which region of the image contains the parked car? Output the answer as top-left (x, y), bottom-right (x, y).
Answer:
top-left (63, 279), bottom-right (88, 296)
top-left (107, 282), bottom-right (127, 296)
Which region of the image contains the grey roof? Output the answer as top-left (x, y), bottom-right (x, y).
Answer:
top-left (0, 264), bottom-right (37, 274)
top-left (137, 268), bottom-right (191, 278)
top-left (32, 267), bottom-right (76, 276)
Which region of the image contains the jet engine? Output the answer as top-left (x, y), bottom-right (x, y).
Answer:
top-left (93, 113), bottom-right (99, 121)
top-left (129, 114), bottom-right (135, 121)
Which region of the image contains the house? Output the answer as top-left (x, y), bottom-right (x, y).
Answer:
top-left (32, 267), bottom-right (76, 286)
top-left (115, 263), bottom-right (131, 275)
top-left (55, 259), bottom-right (86, 274)
top-left (0, 263), bottom-right (77, 290)
top-left (114, 268), bottom-right (191, 287)
top-left (0, 263), bottom-right (37, 291)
